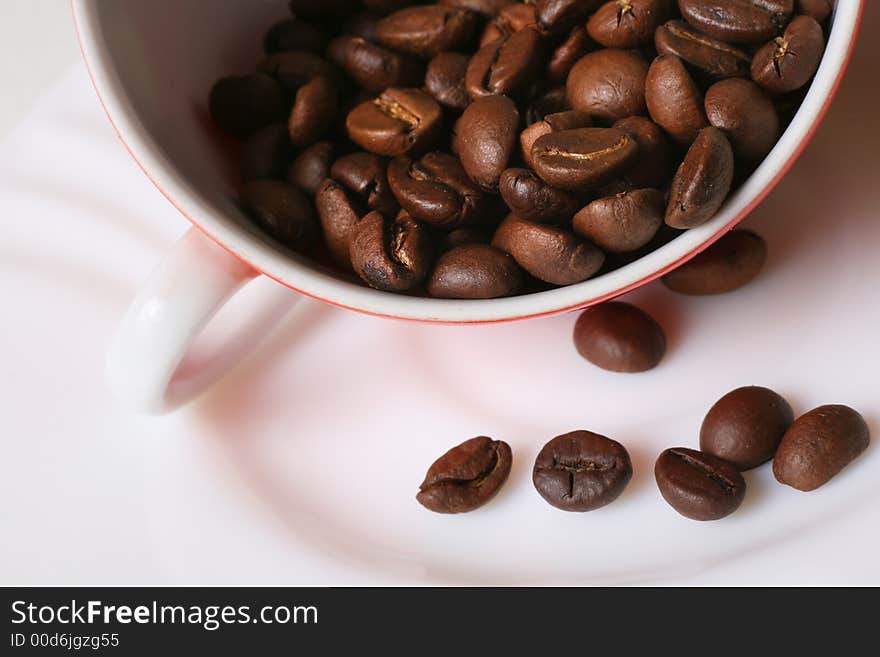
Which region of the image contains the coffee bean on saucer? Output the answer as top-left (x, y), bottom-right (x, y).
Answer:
top-left (531, 127), bottom-right (639, 192)
top-left (678, 0), bottom-right (793, 45)
top-left (240, 123), bottom-right (293, 182)
top-left (427, 244), bottom-right (524, 299)
top-left (573, 189), bottom-right (664, 253)
top-left (655, 447), bottom-right (746, 521)
top-left (417, 436), bottom-right (513, 513)
top-left (287, 141), bottom-right (334, 196)
top-left (533, 430), bottom-right (633, 512)
top-left (752, 15), bottom-right (825, 94)
top-left (701, 386), bottom-right (795, 471)
top-left (349, 210), bottom-right (433, 292)
top-left (566, 48), bottom-right (650, 122)
top-left (773, 405), bottom-right (870, 491)
top-left (241, 179), bottom-right (318, 251)
top-left (665, 127), bottom-right (734, 229)
top-left (645, 54), bottom-right (708, 146)
top-left (209, 73), bottom-right (289, 139)
top-left (346, 87), bottom-right (443, 157)
top-left (587, 0), bottom-right (675, 48)
top-left (455, 94), bottom-right (521, 192)
top-left (573, 301), bottom-right (666, 372)
top-left (705, 78), bottom-right (780, 162)
top-left (662, 229), bottom-right (766, 294)
top-left (655, 20), bottom-right (752, 79)
top-left (425, 52), bottom-right (471, 111)
top-left (375, 5), bottom-right (480, 58)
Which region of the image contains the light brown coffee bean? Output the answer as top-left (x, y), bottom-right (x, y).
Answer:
top-left (346, 88), bottom-right (443, 156)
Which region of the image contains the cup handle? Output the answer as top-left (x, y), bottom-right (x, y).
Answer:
top-left (106, 227), bottom-right (298, 413)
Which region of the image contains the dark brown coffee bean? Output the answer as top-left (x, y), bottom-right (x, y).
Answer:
top-left (492, 214), bottom-right (605, 285)
top-left (363, 0), bottom-right (422, 13)
top-left (665, 127), bottom-right (734, 228)
top-left (566, 49), bottom-right (649, 123)
top-left (701, 386), bottom-right (794, 471)
top-left (440, 0), bottom-right (517, 15)
top-left (655, 20), bottom-right (752, 79)
top-left (611, 116), bottom-right (672, 188)
top-left (796, 0), bottom-right (831, 23)
top-left (655, 448), bottom-right (746, 521)
top-left (346, 88), bottom-right (443, 156)
top-left (752, 15), bottom-right (825, 94)
top-left (499, 168), bottom-right (581, 224)
top-left (573, 301), bottom-right (665, 372)
top-left (342, 12), bottom-right (382, 41)
top-left (331, 152), bottom-right (398, 216)
top-left (662, 229), bottom-right (766, 294)
top-left (264, 18), bottom-right (327, 54)
top-left (388, 152), bottom-right (486, 229)
top-left (705, 78), bottom-right (779, 162)
top-left (533, 430), bottom-right (633, 512)
top-left (437, 226), bottom-right (492, 252)
top-left (774, 405), bottom-right (870, 492)
top-left (573, 189), bottom-right (664, 253)
top-left (547, 26), bottom-right (594, 81)
top-left (427, 244), bottom-right (524, 298)
top-left (645, 54), bottom-right (708, 146)
top-left (467, 26), bottom-right (545, 100)
top-left (287, 141), bottom-right (334, 196)
top-left (259, 51), bottom-right (341, 95)
top-left (209, 73), bottom-right (289, 139)
top-left (315, 178), bottom-right (363, 268)
top-left (328, 35), bottom-right (424, 92)
top-left (535, 0), bottom-right (604, 33)
top-left (287, 75), bottom-right (338, 147)
top-left (455, 95), bottom-right (521, 192)
top-left (679, 0), bottom-right (793, 44)
top-left (587, 0), bottom-right (675, 48)
top-left (349, 210), bottom-right (433, 292)
top-left (524, 85), bottom-right (570, 124)
top-left (480, 3), bottom-right (538, 46)
top-left (241, 180), bottom-right (318, 251)
top-left (417, 436), bottom-right (513, 513)
top-left (520, 110), bottom-right (592, 170)
top-left (531, 127), bottom-right (639, 192)
top-left (425, 52), bottom-right (471, 111)
top-left (375, 6), bottom-right (480, 58)
top-left (240, 123), bottom-right (293, 182)
top-left (289, 0), bottom-right (358, 17)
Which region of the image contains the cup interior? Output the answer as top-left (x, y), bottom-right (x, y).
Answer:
top-left (75, 0), bottom-right (862, 322)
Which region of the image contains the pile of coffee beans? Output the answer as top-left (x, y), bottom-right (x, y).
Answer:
top-left (210, 1), bottom-right (829, 299)
top-left (416, 388), bottom-right (869, 518)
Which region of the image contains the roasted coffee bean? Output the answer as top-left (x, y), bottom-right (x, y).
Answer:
top-left (524, 85), bottom-right (570, 124)
top-left (645, 54), bottom-right (708, 146)
top-left (346, 88), bottom-right (443, 156)
top-left (532, 431), bottom-right (633, 512)
top-left (349, 210), bottom-right (433, 291)
top-left (241, 180), bottom-right (318, 250)
top-left (209, 73), bottom-right (289, 139)
top-left (611, 116), bottom-right (672, 188)
top-left (259, 51), bottom-right (341, 95)
top-left (427, 244), bottom-right (524, 298)
top-left (655, 20), bottom-right (752, 79)
top-left (573, 189), bottom-right (664, 253)
top-left (467, 26), bottom-right (545, 100)
top-left (520, 110), bottom-right (592, 170)
top-left (679, 0), bottom-right (793, 45)
top-left (240, 123), bottom-right (293, 182)
top-left (480, 3), bottom-right (538, 46)
top-left (535, 0), bottom-right (604, 33)
top-left (264, 18), bottom-right (327, 54)
top-left (492, 214), bottom-right (605, 285)
top-left (437, 226), bottom-right (492, 252)
top-left (315, 178), bottom-right (364, 267)
top-left (375, 6), bottom-right (480, 58)
top-left (774, 405), bottom-right (870, 492)
top-left (287, 75), bottom-right (338, 147)
top-left (701, 386), bottom-right (794, 471)
top-left (363, 0), bottom-right (422, 13)
top-left (531, 127), bottom-right (639, 192)
top-left (288, 0), bottom-right (358, 18)
top-left (417, 436), bottom-right (513, 513)
top-left (287, 141), bottom-right (334, 196)
top-left (331, 152), bottom-right (398, 216)
top-left (573, 301), bottom-right (666, 372)
top-left (665, 127), bottom-right (734, 228)
top-left (655, 448), bottom-right (746, 521)
top-left (342, 12), bottom-right (382, 41)
top-left (425, 52), bottom-right (471, 111)
top-left (499, 168), bottom-right (581, 224)
top-left (566, 49), bottom-right (650, 123)
top-left (752, 15), bottom-right (825, 94)
top-left (705, 78), bottom-right (779, 162)
top-left (548, 26), bottom-right (594, 81)
top-left (662, 229), bottom-right (766, 294)
top-left (587, 0), bottom-right (675, 48)
top-left (388, 152), bottom-right (485, 229)
top-left (440, 0), bottom-right (518, 15)
top-left (455, 95), bottom-right (520, 192)
top-left (328, 35), bottom-right (424, 92)
top-left (796, 0), bottom-right (832, 23)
